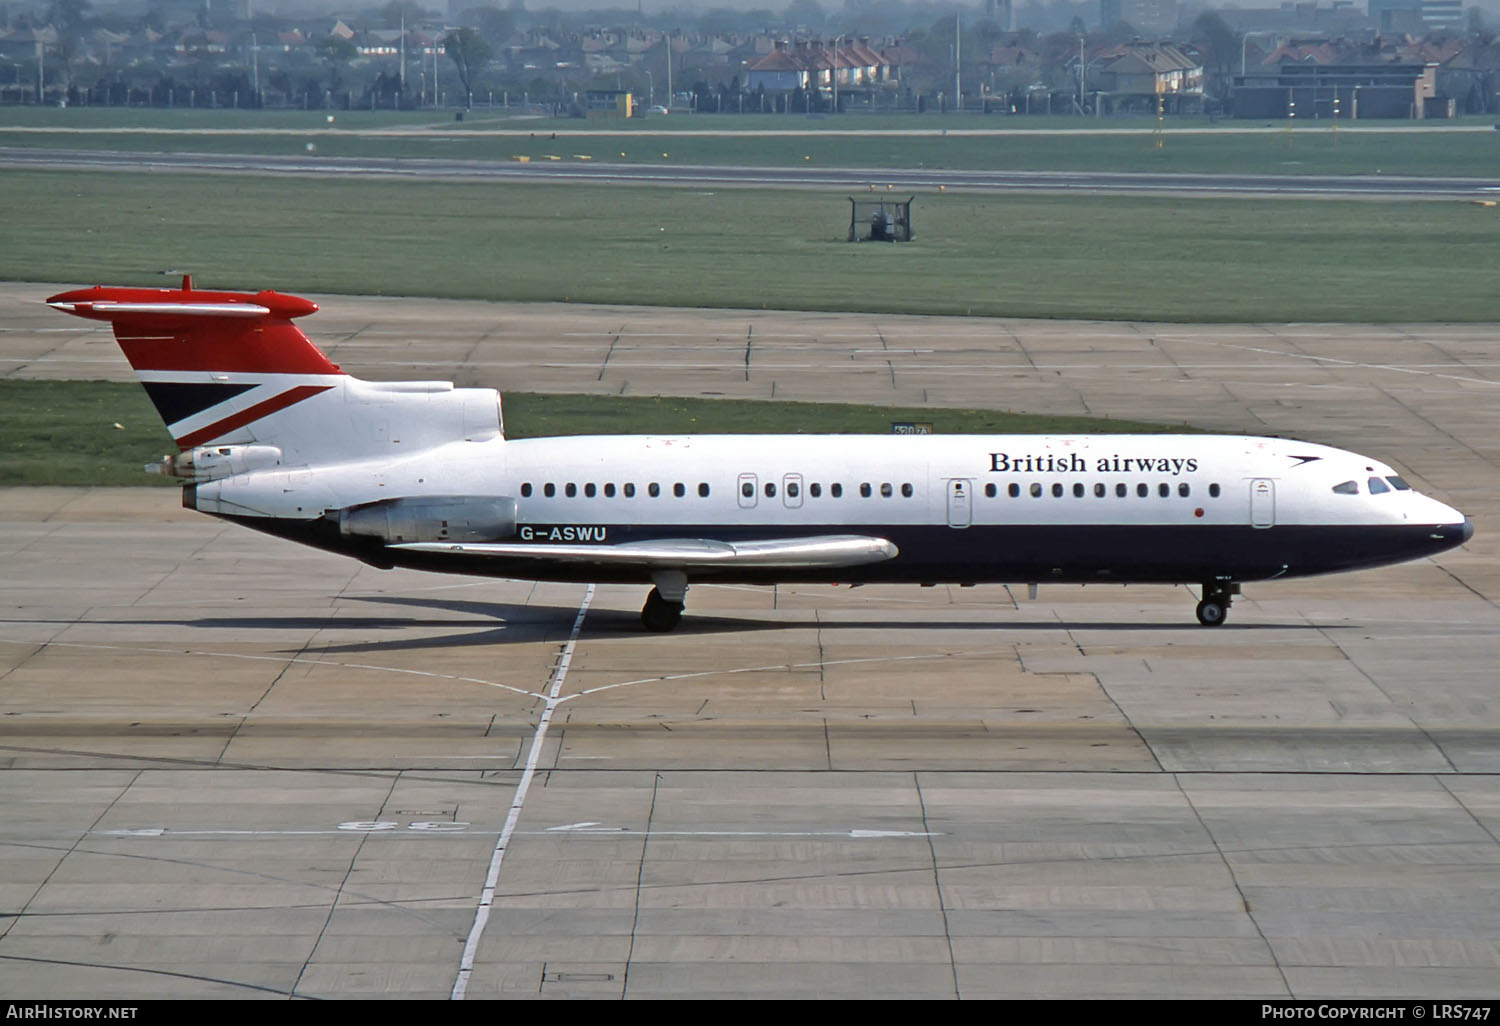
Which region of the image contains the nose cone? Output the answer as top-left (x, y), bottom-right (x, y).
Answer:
top-left (1463, 517), bottom-right (1475, 543)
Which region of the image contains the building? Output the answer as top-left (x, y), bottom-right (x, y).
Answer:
top-left (1234, 41), bottom-right (1439, 118)
top-left (1099, 0), bottom-right (1180, 35)
top-left (1367, 0), bottom-right (1464, 32)
top-left (1093, 43), bottom-right (1204, 111)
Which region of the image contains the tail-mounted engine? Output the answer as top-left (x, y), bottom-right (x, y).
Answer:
top-left (148, 445), bottom-right (283, 481)
top-left (334, 496), bottom-right (518, 544)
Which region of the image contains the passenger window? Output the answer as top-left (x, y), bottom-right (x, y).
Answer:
top-left (648, 482), bottom-right (660, 497)
top-left (1367, 477), bottom-right (1390, 494)
top-left (765, 482), bottom-right (777, 498)
top-left (1030, 483), bottom-right (1043, 498)
top-left (810, 483), bottom-right (822, 498)
top-left (673, 483), bottom-right (685, 498)
top-left (699, 483), bottom-right (710, 498)
top-left (1051, 483), bottom-right (1063, 498)
top-left (1332, 481), bottom-right (1359, 495)
top-left (1116, 483), bottom-right (1127, 498)
top-left (1073, 483), bottom-right (1084, 498)
top-left (624, 483), bottom-right (635, 498)
top-left (1209, 483), bottom-right (1221, 498)
top-left (1008, 483), bottom-right (1020, 498)
top-left (985, 483), bottom-right (997, 498)
top-left (544, 483), bottom-right (556, 498)
top-left (1178, 483), bottom-right (1190, 497)
top-left (742, 481), bottom-right (754, 498)
top-left (880, 482), bottom-right (893, 498)
top-left (585, 483), bottom-right (596, 498)
top-left (788, 481), bottom-right (800, 498)
top-left (831, 483), bottom-right (843, 498)
top-left (1136, 483), bottom-right (1148, 497)
top-left (604, 483), bottom-right (616, 498)
top-left (565, 483), bottom-right (577, 498)
top-left (860, 483), bottom-right (872, 498)
top-left (1094, 483), bottom-right (1105, 498)
top-left (1158, 483), bottom-right (1170, 498)
top-left (1386, 476), bottom-right (1411, 491)
top-left (521, 483), bottom-right (532, 498)
top-left (902, 483), bottom-right (914, 498)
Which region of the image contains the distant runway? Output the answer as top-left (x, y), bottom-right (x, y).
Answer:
top-left (3, 145), bottom-right (1496, 198)
top-left (1, 287), bottom-right (1496, 998)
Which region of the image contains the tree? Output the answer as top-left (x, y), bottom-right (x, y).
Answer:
top-left (470, 6), bottom-right (515, 50)
top-left (382, 1), bottom-right (428, 30)
top-left (783, 0), bottom-right (825, 31)
top-left (1193, 10), bottom-right (1241, 100)
top-left (443, 27), bottom-right (491, 109)
top-left (45, 0), bottom-right (92, 34)
top-left (381, 1), bottom-right (429, 29)
top-left (316, 34), bottom-right (358, 96)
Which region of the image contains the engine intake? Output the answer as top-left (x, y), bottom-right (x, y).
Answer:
top-left (335, 496), bottom-right (517, 544)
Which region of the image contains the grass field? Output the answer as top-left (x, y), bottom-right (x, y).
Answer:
top-left (4, 107), bottom-right (1500, 177)
top-left (6, 169), bottom-right (1498, 321)
top-left (0, 381), bottom-right (1187, 487)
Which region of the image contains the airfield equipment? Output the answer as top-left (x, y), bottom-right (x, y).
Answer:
top-left (848, 197), bottom-right (914, 242)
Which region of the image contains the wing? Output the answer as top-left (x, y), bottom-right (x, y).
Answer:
top-left (392, 534), bottom-right (898, 569)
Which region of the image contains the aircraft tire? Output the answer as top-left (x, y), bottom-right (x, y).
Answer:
top-left (641, 588), bottom-right (684, 632)
top-left (1195, 598), bottom-right (1228, 627)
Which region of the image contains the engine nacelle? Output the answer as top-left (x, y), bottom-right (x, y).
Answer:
top-left (148, 444), bottom-right (283, 481)
top-left (335, 496), bottom-right (517, 544)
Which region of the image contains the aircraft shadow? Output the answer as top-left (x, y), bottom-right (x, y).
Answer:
top-left (0, 601), bottom-right (1345, 656)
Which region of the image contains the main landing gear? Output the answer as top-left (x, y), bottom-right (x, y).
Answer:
top-left (640, 571), bottom-right (688, 633)
top-left (1196, 579), bottom-right (1239, 626)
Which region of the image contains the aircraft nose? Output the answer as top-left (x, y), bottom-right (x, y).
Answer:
top-left (1463, 517), bottom-right (1474, 543)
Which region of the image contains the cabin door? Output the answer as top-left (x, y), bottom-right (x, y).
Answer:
top-left (946, 479), bottom-right (973, 529)
top-left (1250, 478), bottom-right (1276, 529)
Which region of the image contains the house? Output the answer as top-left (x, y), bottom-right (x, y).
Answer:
top-left (1093, 44), bottom-right (1204, 112)
top-left (745, 39), bottom-right (895, 95)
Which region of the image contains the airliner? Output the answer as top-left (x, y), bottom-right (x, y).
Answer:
top-left (48, 280), bottom-right (1472, 631)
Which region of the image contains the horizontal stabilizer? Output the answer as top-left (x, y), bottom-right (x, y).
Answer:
top-left (394, 534), bottom-right (899, 569)
top-left (47, 301), bottom-right (272, 318)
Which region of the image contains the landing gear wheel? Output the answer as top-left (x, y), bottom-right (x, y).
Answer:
top-left (1195, 598), bottom-right (1228, 626)
top-left (640, 587), bottom-right (684, 632)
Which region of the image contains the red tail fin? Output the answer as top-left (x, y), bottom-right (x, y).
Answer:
top-left (47, 282), bottom-right (340, 376)
top-left (48, 283), bottom-right (343, 451)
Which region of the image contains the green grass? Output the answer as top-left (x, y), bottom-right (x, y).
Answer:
top-left (0, 380), bottom-right (1187, 487)
top-left (7, 169), bottom-right (1499, 321)
top-left (0, 380), bottom-right (176, 486)
top-left (4, 106), bottom-right (1500, 176)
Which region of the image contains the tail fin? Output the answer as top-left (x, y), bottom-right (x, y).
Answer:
top-left (48, 281), bottom-right (503, 480)
top-left (47, 278), bottom-right (342, 452)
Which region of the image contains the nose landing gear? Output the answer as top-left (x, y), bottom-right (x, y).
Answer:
top-left (1196, 579), bottom-right (1239, 626)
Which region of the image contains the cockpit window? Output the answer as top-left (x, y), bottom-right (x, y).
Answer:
top-left (1332, 481), bottom-right (1359, 495)
top-left (1386, 476), bottom-right (1411, 491)
top-left (1367, 477), bottom-right (1391, 494)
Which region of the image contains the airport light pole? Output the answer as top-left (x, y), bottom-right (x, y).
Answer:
top-left (833, 34), bottom-right (844, 113)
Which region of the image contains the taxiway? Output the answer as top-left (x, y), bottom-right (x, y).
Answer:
top-left (0, 286), bottom-right (1495, 998)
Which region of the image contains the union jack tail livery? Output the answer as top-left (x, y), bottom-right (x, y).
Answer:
top-left (48, 278), bottom-right (503, 482)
